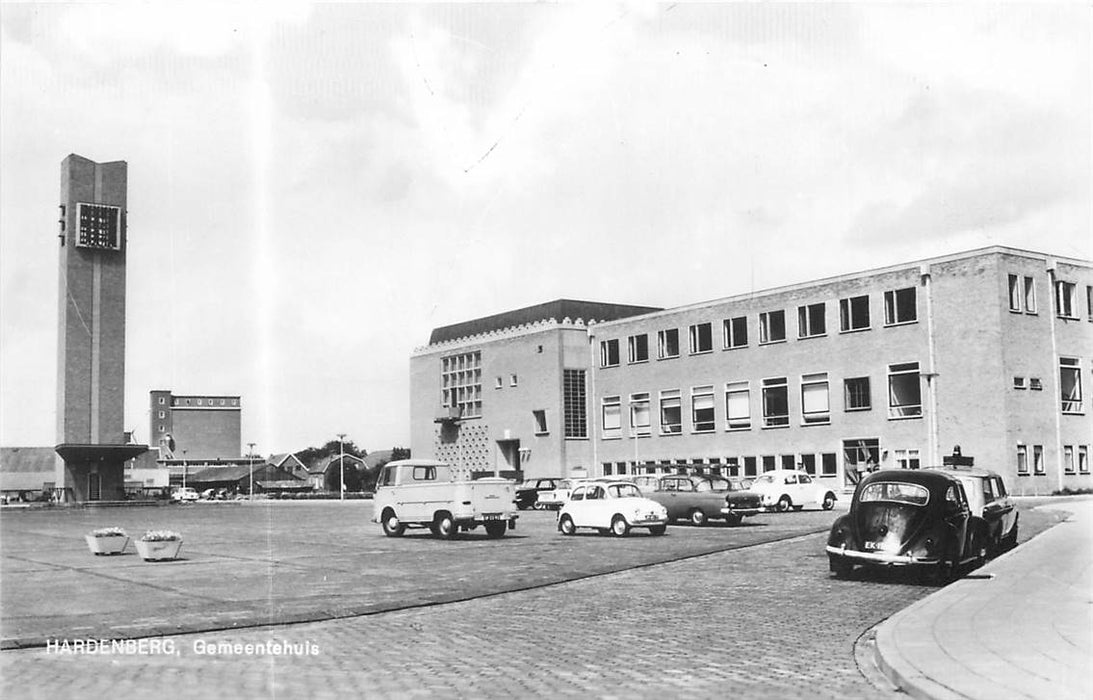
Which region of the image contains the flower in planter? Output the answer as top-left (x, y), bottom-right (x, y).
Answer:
top-left (90, 527), bottom-right (128, 538)
top-left (140, 530), bottom-right (182, 542)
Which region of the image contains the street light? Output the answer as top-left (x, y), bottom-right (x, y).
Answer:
top-left (181, 450), bottom-right (187, 490)
top-left (247, 442), bottom-right (256, 501)
top-left (336, 433), bottom-right (346, 502)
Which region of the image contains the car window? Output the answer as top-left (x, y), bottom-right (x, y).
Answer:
top-left (379, 467), bottom-right (394, 487)
top-left (753, 475), bottom-right (773, 486)
top-left (570, 486), bottom-right (585, 501)
top-left (587, 486), bottom-right (605, 500)
top-left (609, 483), bottom-right (641, 498)
top-left (859, 482), bottom-right (929, 506)
top-left (982, 478), bottom-right (995, 503)
top-left (799, 474), bottom-right (812, 484)
top-left (784, 475), bottom-right (797, 485)
top-left (945, 485), bottom-right (968, 512)
top-left (412, 466), bottom-right (436, 481)
top-left (994, 476), bottom-right (1008, 498)
top-left (678, 480), bottom-right (695, 492)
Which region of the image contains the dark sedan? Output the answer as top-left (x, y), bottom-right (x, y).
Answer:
top-left (826, 469), bottom-right (989, 583)
top-left (514, 478), bottom-right (564, 510)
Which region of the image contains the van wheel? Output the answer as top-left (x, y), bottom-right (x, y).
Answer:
top-left (610, 515), bottom-right (630, 537)
top-left (822, 493), bottom-right (836, 510)
top-left (484, 521), bottom-right (506, 538)
top-left (434, 513), bottom-right (456, 540)
top-left (777, 495), bottom-right (792, 512)
top-left (689, 509), bottom-right (708, 527)
top-left (559, 515), bottom-right (576, 535)
top-left (381, 511), bottom-right (405, 537)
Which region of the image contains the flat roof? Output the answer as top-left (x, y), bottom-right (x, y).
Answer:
top-left (428, 299), bottom-right (662, 345)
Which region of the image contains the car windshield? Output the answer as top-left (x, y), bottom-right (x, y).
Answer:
top-left (753, 475), bottom-right (774, 486)
top-left (607, 483), bottom-right (642, 498)
top-left (859, 482), bottom-right (929, 506)
top-left (558, 480), bottom-right (572, 489)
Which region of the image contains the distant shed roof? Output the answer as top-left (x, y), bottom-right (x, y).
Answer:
top-left (0, 447), bottom-right (56, 491)
top-left (428, 299), bottom-right (661, 345)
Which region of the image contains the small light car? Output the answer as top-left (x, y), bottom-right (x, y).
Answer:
top-left (537, 478), bottom-right (592, 510)
top-left (826, 469), bottom-right (989, 582)
top-left (557, 481), bottom-right (668, 537)
top-left (749, 469), bottom-right (837, 512)
top-left (514, 478), bottom-right (564, 510)
top-left (171, 487), bottom-right (199, 503)
top-left (927, 466), bottom-right (1018, 554)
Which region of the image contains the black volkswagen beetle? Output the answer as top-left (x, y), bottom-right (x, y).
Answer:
top-left (826, 469), bottom-right (989, 582)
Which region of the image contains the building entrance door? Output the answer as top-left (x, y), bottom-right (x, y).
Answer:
top-left (88, 472), bottom-right (101, 501)
top-left (496, 439), bottom-right (520, 476)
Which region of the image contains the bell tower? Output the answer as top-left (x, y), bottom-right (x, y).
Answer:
top-left (55, 154), bottom-right (146, 501)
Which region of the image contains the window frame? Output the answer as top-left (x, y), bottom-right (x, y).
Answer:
top-left (839, 294), bottom-right (871, 332)
top-left (629, 392), bottom-right (651, 436)
top-left (723, 315), bottom-right (748, 349)
top-left (758, 309), bottom-right (787, 345)
top-left (600, 339), bottom-right (620, 368)
top-left (797, 302), bottom-right (826, 339)
top-left (884, 287), bottom-right (918, 326)
top-left (691, 385), bottom-right (716, 433)
top-left (725, 380), bottom-right (751, 430)
top-left (1055, 280), bottom-right (1078, 319)
top-left (887, 362), bottom-right (922, 419)
top-left (659, 389), bottom-right (682, 435)
top-left (657, 328), bottom-right (680, 359)
top-left (844, 376), bottom-right (871, 411)
top-left (1060, 357), bottom-right (1083, 414)
top-left (601, 395), bottom-right (622, 439)
top-left (761, 376), bottom-right (790, 428)
top-left (800, 372), bottom-right (830, 425)
top-left (628, 334), bottom-right (649, 364)
top-left (689, 322), bottom-right (713, 355)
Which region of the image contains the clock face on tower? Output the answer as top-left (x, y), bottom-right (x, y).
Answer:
top-left (76, 203), bottom-right (122, 250)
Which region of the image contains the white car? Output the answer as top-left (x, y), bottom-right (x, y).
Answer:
top-left (557, 481), bottom-right (669, 537)
top-left (171, 487), bottom-right (199, 503)
top-left (749, 470), bottom-right (837, 512)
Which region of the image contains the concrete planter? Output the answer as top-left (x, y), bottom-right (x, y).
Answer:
top-left (85, 535), bottom-right (129, 555)
top-left (134, 539), bottom-right (182, 561)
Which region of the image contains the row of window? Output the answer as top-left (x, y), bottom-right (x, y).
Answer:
top-left (157, 396), bottom-right (239, 407)
top-left (1013, 358), bottom-right (1086, 413)
top-left (601, 453), bottom-right (840, 478)
top-left (600, 287), bottom-right (919, 367)
top-left (600, 363), bottom-right (923, 438)
top-left (1016, 444), bottom-right (1090, 476)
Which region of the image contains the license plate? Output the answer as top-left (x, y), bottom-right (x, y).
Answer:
top-left (481, 513), bottom-right (502, 521)
top-left (864, 541), bottom-right (879, 550)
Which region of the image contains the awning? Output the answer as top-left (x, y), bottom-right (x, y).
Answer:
top-left (55, 444), bottom-right (149, 463)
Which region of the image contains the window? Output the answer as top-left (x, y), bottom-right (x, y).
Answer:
top-left (781, 455), bottom-right (795, 470)
top-left (894, 449), bottom-right (920, 470)
top-left (1008, 274), bottom-right (1021, 311)
top-left (798, 303), bottom-right (826, 338)
top-left (659, 390), bottom-right (682, 435)
top-left (1055, 280), bottom-right (1077, 318)
top-left (844, 377), bottom-right (871, 410)
top-left (158, 397), bottom-right (166, 405)
top-left (725, 381), bottom-right (751, 430)
top-left (441, 351), bottom-right (482, 418)
top-left (888, 362), bottom-right (922, 418)
top-left (1080, 446), bottom-right (1089, 474)
top-left (412, 466), bottom-right (437, 481)
top-left (821, 452), bottom-right (837, 476)
top-left (759, 310), bottom-right (786, 344)
top-left (801, 454), bottom-right (816, 475)
top-left (658, 328), bottom-right (679, 359)
top-left (689, 323), bottom-right (713, 354)
top-left (884, 287), bottom-right (917, 325)
top-left (1064, 445), bottom-right (1075, 474)
top-left (630, 393), bottom-right (651, 436)
top-left (628, 334), bottom-right (649, 363)
top-left (801, 373), bottom-right (830, 424)
top-left (157, 410), bottom-right (165, 419)
top-left (600, 339), bottom-right (620, 367)
top-left (563, 369), bottom-right (587, 438)
top-left (602, 396), bottom-right (622, 438)
top-left (1024, 276), bottom-right (1037, 313)
top-left (840, 295), bottom-right (870, 331)
top-left (723, 316), bottom-right (748, 349)
top-left (762, 377), bottom-right (789, 427)
top-left (1030, 377), bottom-right (1043, 391)
top-left (1061, 357), bottom-right (1083, 413)
top-left (510, 374), bottom-right (518, 387)
top-left (762, 455), bottom-right (776, 471)
top-left (533, 410), bottom-right (548, 435)
top-left (1034, 445), bottom-right (1044, 475)
top-left (1088, 285), bottom-right (1093, 321)
top-left (495, 377), bottom-right (503, 389)
top-left (692, 386), bottom-right (715, 432)
top-left (1014, 377), bottom-right (1026, 390)
top-left (743, 456), bottom-right (757, 477)
top-left (158, 425), bottom-right (165, 433)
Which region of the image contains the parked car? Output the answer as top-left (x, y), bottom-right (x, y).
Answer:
top-left (537, 478), bottom-right (591, 510)
top-left (514, 478), bottom-right (564, 510)
top-left (749, 470), bottom-right (837, 512)
top-left (643, 474), bottom-right (761, 526)
top-left (558, 481), bottom-right (669, 537)
top-left (171, 487), bottom-right (199, 503)
top-left (826, 469), bottom-right (989, 582)
top-left (927, 466), bottom-right (1018, 554)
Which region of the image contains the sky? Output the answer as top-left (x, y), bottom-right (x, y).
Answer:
top-left (1, 2), bottom-right (1090, 457)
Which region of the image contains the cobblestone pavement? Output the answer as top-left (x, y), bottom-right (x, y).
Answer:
top-left (0, 502), bottom-right (1065, 699)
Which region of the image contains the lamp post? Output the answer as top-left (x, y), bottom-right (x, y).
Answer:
top-left (247, 442), bottom-right (256, 501)
top-left (336, 433), bottom-right (346, 501)
top-left (181, 450), bottom-right (187, 490)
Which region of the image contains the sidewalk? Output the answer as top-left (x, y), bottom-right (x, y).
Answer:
top-left (874, 497), bottom-right (1093, 700)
